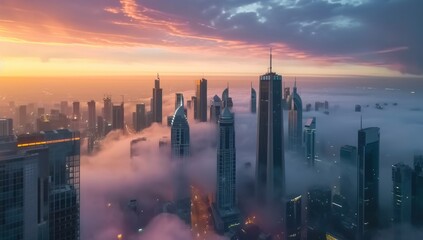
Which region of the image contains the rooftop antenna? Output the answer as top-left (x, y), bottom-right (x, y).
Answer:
top-left (269, 47), bottom-right (273, 73)
top-left (157, 73), bottom-right (160, 80)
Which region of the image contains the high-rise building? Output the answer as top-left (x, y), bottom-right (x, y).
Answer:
top-left (171, 106), bottom-right (190, 159)
top-left (103, 96), bottom-right (113, 124)
top-left (175, 93), bottom-right (184, 110)
top-left (0, 118), bottom-right (13, 136)
top-left (256, 51), bottom-right (285, 203)
top-left (339, 145), bottom-right (357, 215)
top-left (306, 186), bottom-right (331, 238)
top-left (112, 103), bottom-right (124, 130)
top-left (288, 81), bottom-right (303, 152)
top-left (303, 117), bottom-right (316, 167)
top-left (284, 87), bottom-right (291, 110)
top-left (357, 127), bottom-right (380, 239)
top-left (152, 75), bottom-right (163, 123)
top-left (392, 163), bottom-right (412, 224)
top-left (0, 139), bottom-right (47, 240)
top-left (60, 101), bottom-right (68, 116)
top-left (196, 78), bottom-right (207, 121)
top-left (251, 83), bottom-right (256, 113)
top-left (17, 129), bottom-right (80, 240)
top-left (191, 96), bottom-right (197, 120)
top-left (222, 85), bottom-right (233, 110)
top-left (210, 95), bottom-right (222, 123)
top-left (170, 105), bottom-right (190, 223)
top-left (283, 195), bottom-right (302, 240)
top-left (87, 100), bottom-right (96, 132)
top-left (412, 155), bottom-right (423, 226)
top-left (18, 105), bottom-right (27, 127)
top-left (212, 108), bottom-right (240, 232)
top-left (72, 102), bottom-right (80, 120)
top-left (133, 103), bottom-right (146, 132)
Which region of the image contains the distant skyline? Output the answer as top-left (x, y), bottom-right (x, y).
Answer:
top-left (0, 0), bottom-right (422, 77)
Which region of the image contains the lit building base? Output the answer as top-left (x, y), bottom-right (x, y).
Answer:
top-left (211, 203), bottom-right (240, 234)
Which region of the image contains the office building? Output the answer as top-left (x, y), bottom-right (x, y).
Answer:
top-left (357, 127), bottom-right (380, 239)
top-left (175, 93), bottom-right (184, 110)
top-left (288, 80), bottom-right (303, 152)
top-left (60, 101), bottom-right (68, 115)
top-left (17, 129), bottom-right (80, 240)
top-left (392, 163), bottom-right (412, 224)
top-left (103, 96), bottom-right (113, 124)
top-left (339, 145), bottom-right (357, 216)
top-left (251, 83), bottom-right (256, 113)
top-left (222, 85), bottom-right (233, 109)
top-left (87, 100), bottom-right (96, 132)
top-left (37, 111), bottom-right (69, 132)
top-left (152, 75), bottom-right (163, 123)
top-left (195, 78), bottom-right (207, 121)
top-left (303, 117), bottom-right (316, 167)
top-left (283, 195), bottom-right (302, 240)
top-left (256, 51), bottom-right (285, 203)
top-left (171, 106), bottom-right (190, 159)
top-left (306, 186), bottom-right (331, 236)
top-left (0, 139), bottom-right (47, 240)
top-left (284, 87), bottom-right (291, 110)
top-left (212, 108), bottom-right (240, 232)
top-left (133, 103), bottom-right (146, 132)
top-left (412, 155), bottom-right (423, 226)
top-left (72, 102), bottom-right (80, 120)
top-left (112, 103), bottom-right (124, 131)
top-left (210, 95), bottom-right (222, 123)
top-left (18, 105), bottom-right (27, 127)
top-left (0, 118), bottom-right (13, 136)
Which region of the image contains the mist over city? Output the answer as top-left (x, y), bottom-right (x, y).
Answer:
top-left (1, 0), bottom-right (423, 240)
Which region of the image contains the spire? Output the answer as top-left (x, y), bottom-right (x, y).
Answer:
top-left (269, 47), bottom-right (273, 73)
top-left (157, 73), bottom-right (160, 80)
top-left (294, 77), bottom-right (297, 88)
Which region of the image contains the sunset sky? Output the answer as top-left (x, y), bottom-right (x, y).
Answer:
top-left (0, 0), bottom-right (421, 77)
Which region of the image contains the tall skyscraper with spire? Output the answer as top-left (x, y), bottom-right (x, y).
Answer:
top-left (288, 80), bottom-right (303, 152)
top-left (152, 74), bottom-right (163, 123)
top-left (357, 127), bottom-right (380, 239)
top-left (256, 49), bottom-right (285, 203)
top-left (251, 83), bottom-right (256, 113)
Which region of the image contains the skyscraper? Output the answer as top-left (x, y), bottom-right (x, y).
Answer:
top-left (412, 155), bottom-right (423, 226)
top-left (339, 145), bottom-right (357, 216)
top-left (112, 103), bottom-right (124, 131)
top-left (170, 105), bottom-right (190, 223)
top-left (103, 96), bottom-right (113, 124)
top-left (0, 118), bottom-right (13, 136)
top-left (283, 195), bottom-right (302, 240)
top-left (212, 108), bottom-right (240, 232)
top-left (87, 100), bottom-right (96, 131)
top-left (17, 129), bottom-right (81, 240)
top-left (210, 95), bottom-right (222, 123)
top-left (303, 117), bottom-right (316, 167)
top-left (175, 93), bottom-right (184, 110)
top-left (60, 101), bottom-right (68, 115)
top-left (0, 141), bottom-right (44, 240)
top-left (392, 163), bottom-right (412, 224)
top-left (152, 75), bottom-right (163, 123)
top-left (196, 78), bottom-right (207, 122)
top-left (222, 85), bottom-right (233, 109)
top-left (171, 105), bottom-right (190, 159)
top-left (306, 186), bottom-right (331, 238)
top-left (134, 103), bottom-right (146, 132)
top-left (256, 50), bottom-right (285, 203)
top-left (288, 80), bottom-right (303, 152)
top-left (18, 105), bottom-right (27, 127)
top-left (251, 83), bottom-right (256, 113)
top-left (357, 127), bottom-right (380, 239)
top-left (72, 101), bottom-right (80, 119)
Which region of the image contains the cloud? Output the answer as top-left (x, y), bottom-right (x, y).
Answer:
top-left (1, 0), bottom-right (421, 74)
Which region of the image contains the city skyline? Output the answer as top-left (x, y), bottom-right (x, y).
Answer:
top-left (1, 1), bottom-right (423, 239)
